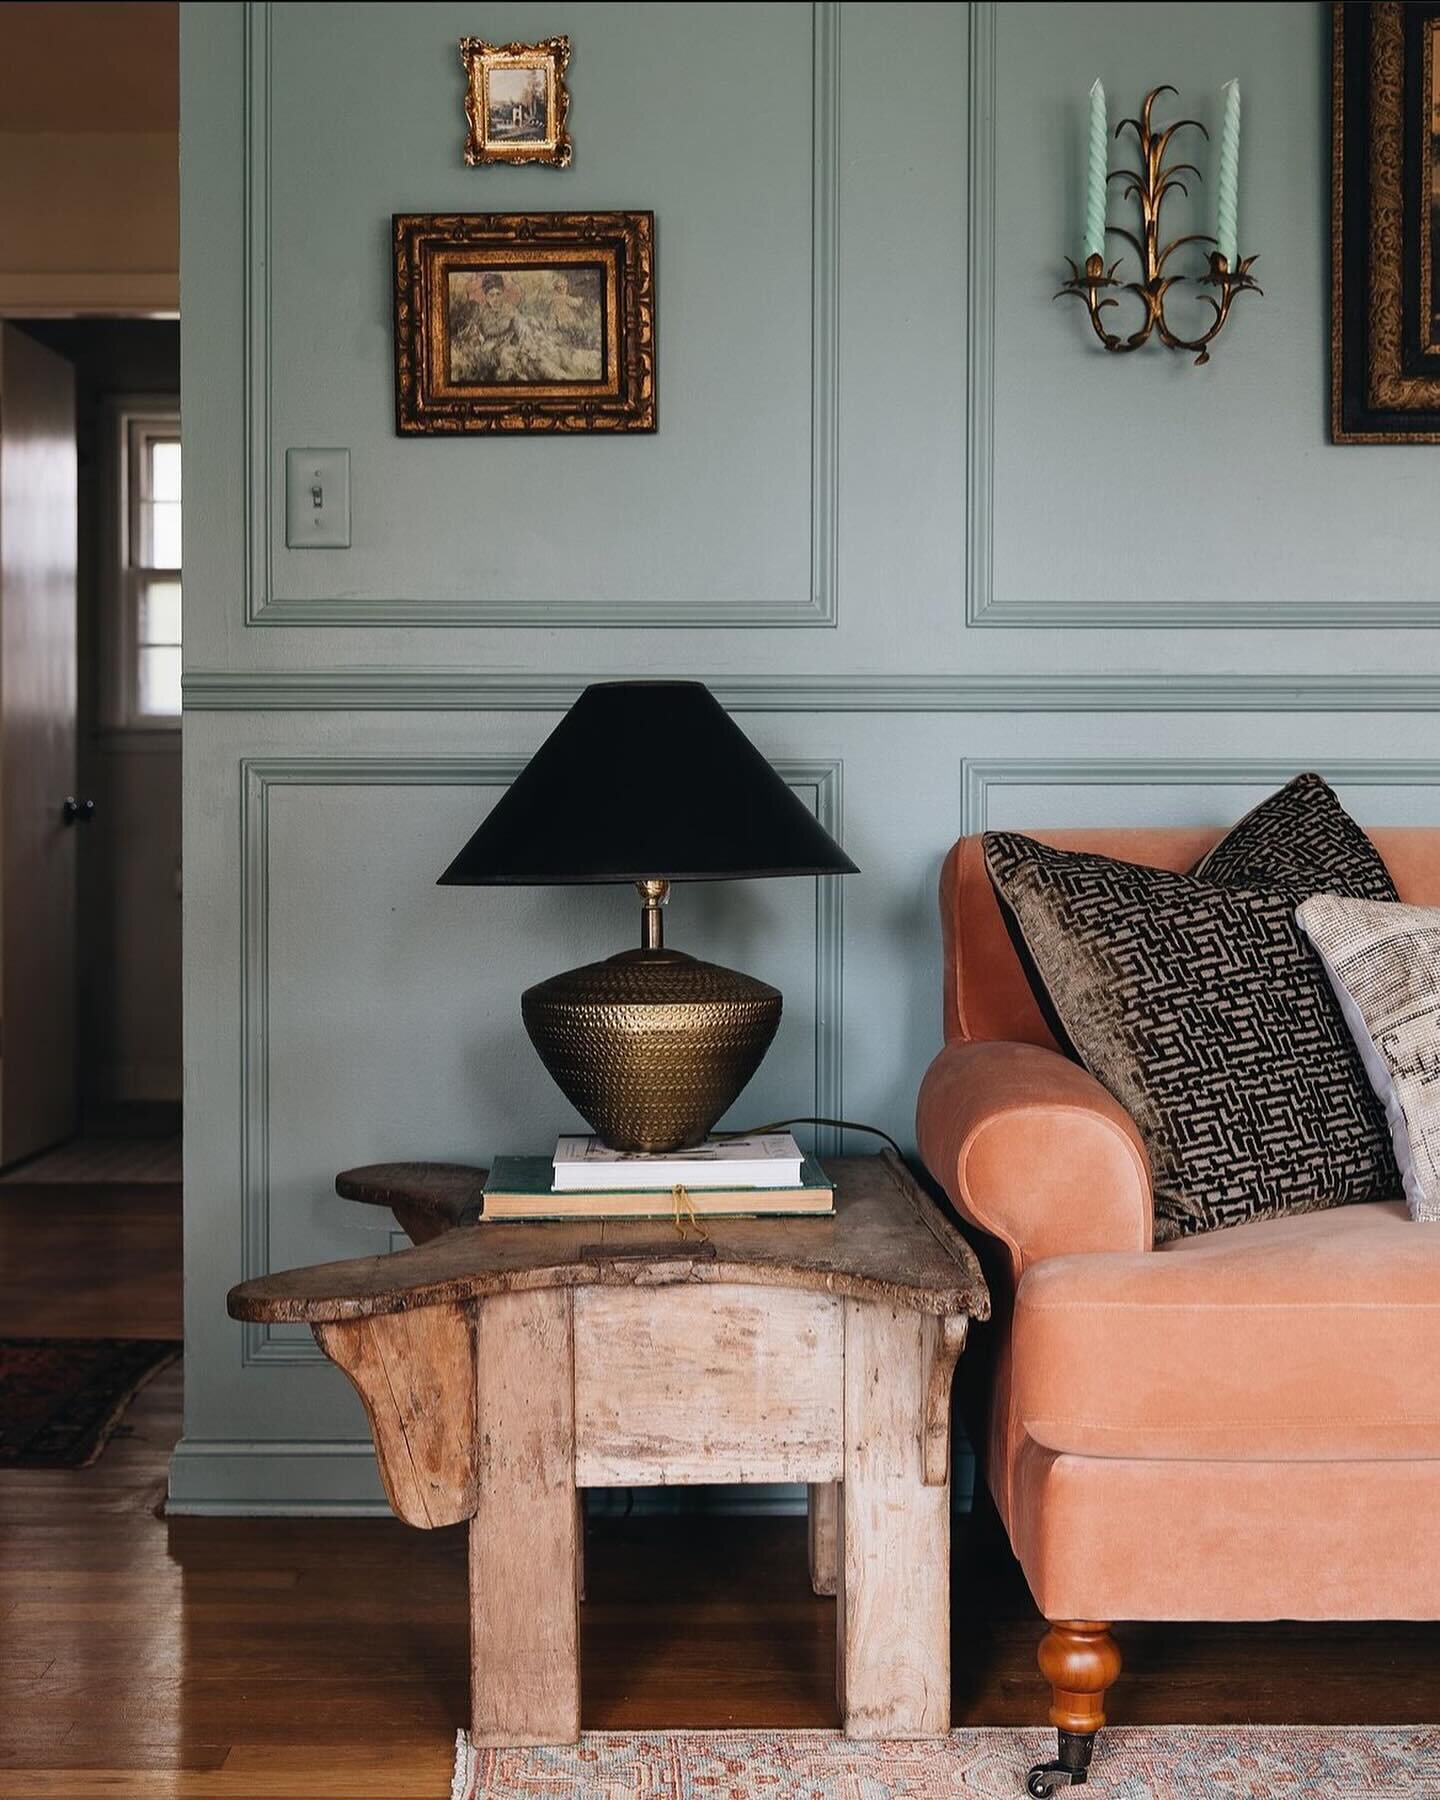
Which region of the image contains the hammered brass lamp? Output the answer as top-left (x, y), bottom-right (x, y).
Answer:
top-left (438, 680), bottom-right (857, 1153)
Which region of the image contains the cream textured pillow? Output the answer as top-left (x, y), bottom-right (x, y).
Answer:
top-left (1296, 894), bottom-right (1440, 1223)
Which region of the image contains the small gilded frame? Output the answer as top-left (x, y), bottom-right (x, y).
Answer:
top-left (393, 212), bottom-right (656, 434)
top-left (461, 36), bottom-right (572, 168)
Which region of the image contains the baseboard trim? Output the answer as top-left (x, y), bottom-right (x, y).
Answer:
top-left (166, 1436), bottom-right (388, 1515)
top-left (166, 1496), bottom-right (395, 1518)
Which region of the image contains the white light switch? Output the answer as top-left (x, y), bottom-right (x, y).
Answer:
top-left (285, 448), bottom-right (350, 547)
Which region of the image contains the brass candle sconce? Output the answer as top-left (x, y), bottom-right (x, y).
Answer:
top-left (1056, 85), bottom-right (1261, 366)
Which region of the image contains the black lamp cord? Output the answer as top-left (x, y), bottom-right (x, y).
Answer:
top-left (713, 1115), bottom-right (906, 1162)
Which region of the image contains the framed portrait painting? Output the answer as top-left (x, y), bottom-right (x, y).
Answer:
top-left (1332, 1), bottom-right (1440, 441)
top-left (393, 212), bottom-right (656, 434)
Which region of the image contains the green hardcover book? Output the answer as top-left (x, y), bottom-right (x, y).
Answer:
top-left (481, 1154), bottom-right (834, 1222)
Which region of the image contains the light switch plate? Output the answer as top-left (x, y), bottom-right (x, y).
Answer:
top-left (285, 448), bottom-right (350, 548)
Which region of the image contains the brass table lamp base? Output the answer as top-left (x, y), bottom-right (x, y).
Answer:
top-left (520, 881), bottom-right (782, 1154)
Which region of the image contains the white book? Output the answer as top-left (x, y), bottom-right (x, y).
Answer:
top-left (552, 1131), bottom-right (805, 1193)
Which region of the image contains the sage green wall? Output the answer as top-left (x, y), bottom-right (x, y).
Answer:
top-left (173, 1), bottom-right (1440, 1513)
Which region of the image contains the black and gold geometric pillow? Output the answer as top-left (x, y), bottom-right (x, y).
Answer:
top-left (1191, 771), bottom-right (1398, 902)
top-left (983, 832), bottom-right (1400, 1242)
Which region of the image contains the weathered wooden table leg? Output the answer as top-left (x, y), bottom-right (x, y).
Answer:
top-left (470, 1288), bottom-right (581, 1747)
top-left (808, 1482), bottom-right (839, 1596)
top-left (837, 1301), bottom-right (952, 1738)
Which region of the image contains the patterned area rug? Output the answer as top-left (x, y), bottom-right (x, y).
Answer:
top-left (451, 1726), bottom-right (1440, 1798)
top-left (0, 1338), bottom-right (180, 1467)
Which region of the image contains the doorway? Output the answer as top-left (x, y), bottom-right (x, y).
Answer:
top-left (2, 319), bottom-right (181, 1169)
top-left (0, 0), bottom-right (180, 1172)
top-left (0, 0), bottom-right (182, 1494)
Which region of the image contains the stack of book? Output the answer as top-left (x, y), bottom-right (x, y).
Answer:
top-left (481, 1131), bottom-right (833, 1221)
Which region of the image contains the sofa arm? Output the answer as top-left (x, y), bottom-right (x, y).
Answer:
top-left (916, 1039), bottom-right (1152, 1281)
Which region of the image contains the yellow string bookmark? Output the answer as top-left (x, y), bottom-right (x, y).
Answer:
top-left (670, 1182), bottom-right (709, 1243)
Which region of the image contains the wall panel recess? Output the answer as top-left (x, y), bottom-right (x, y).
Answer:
top-left (243, 1), bottom-right (837, 626)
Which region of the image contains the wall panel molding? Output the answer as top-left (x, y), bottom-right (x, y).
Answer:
top-left (241, 0), bottom-right (839, 629)
top-left (964, 0), bottom-right (996, 633)
top-left (187, 669), bottom-right (1440, 713)
top-left (238, 754), bottom-right (845, 1365)
top-left (962, 0), bottom-right (1437, 630)
top-left (962, 755), bottom-right (1440, 835)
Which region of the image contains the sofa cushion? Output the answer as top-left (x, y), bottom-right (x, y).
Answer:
top-left (1191, 771), bottom-right (1399, 900)
top-left (1298, 892), bottom-right (1440, 1223)
top-left (1007, 1436), bottom-right (1440, 1622)
top-left (1011, 1200), bottom-right (1440, 1460)
top-left (943, 825), bottom-right (1440, 1053)
top-left (983, 832), bottom-right (1399, 1240)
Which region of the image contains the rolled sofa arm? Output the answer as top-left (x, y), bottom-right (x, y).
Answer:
top-left (916, 1039), bottom-right (1153, 1282)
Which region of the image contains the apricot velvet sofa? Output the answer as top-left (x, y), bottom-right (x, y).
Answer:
top-left (917, 826), bottom-right (1440, 1796)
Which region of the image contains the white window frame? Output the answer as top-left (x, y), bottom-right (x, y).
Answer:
top-left (102, 395), bottom-right (181, 731)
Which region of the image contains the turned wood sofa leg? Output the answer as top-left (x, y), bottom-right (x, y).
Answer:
top-left (1026, 1622), bottom-right (1121, 1795)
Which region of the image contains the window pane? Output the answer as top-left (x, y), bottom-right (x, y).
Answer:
top-left (142, 500), bottom-right (182, 568)
top-left (137, 645), bottom-right (182, 717)
top-left (120, 414), bottom-right (181, 729)
top-left (150, 438), bottom-right (181, 502)
top-left (139, 577), bottom-right (182, 646)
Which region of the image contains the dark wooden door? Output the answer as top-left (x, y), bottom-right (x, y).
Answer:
top-left (0, 323), bottom-right (78, 1163)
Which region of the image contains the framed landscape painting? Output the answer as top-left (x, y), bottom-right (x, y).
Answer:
top-left (461, 36), bottom-right (572, 168)
top-left (1332, 1), bottom-right (1440, 441)
top-left (393, 212), bottom-right (656, 434)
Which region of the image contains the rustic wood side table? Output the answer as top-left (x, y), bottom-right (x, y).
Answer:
top-left (228, 1151), bottom-right (989, 1746)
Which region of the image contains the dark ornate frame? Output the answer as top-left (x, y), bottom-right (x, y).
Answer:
top-left (1332, 1), bottom-right (1440, 442)
top-left (393, 212), bottom-right (656, 435)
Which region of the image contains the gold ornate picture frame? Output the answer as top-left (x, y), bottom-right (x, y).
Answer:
top-left (461, 36), bottom-right (572, 169)
top-left (393, 212), bottom-right (656, 434)
top-left (1332, 1), bottom-right (1440, 441)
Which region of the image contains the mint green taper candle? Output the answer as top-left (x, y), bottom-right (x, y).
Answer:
top-left (1084, 78), bottom-right (1108, 263)
top-left (1215, 78), bottom-right (1240, 267)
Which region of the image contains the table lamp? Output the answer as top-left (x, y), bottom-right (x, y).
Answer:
top-left (438, 679), bottom-right (858, 1154)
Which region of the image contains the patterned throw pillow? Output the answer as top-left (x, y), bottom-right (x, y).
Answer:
top-left (983, 820), bottom-right (1401, 1241)
top-left (1297, 894), bottom-right (1440, 1223)
top-left (1192, 771), bottom-right (1398, 901)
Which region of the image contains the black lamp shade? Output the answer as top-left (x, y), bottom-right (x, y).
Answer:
top-left (438, 680), bottom-right (858, 885)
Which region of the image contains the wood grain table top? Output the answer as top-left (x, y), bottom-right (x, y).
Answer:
top-left (228, 1150), bottom-right (989, 1326)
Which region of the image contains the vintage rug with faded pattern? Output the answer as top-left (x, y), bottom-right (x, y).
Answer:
top-left (0, 1337), bottom-right (179, 1467)
top-left (451, 1724), bottom-right (1439, 1798)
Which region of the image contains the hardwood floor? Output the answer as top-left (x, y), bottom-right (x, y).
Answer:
top-left (0, 1181), bottom-right (181, 1338)
top-left (2, 1167), bottom-right (1438, 1797)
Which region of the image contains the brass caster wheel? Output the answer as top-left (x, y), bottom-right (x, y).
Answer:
top-left (1026, 1764), bottom-right (1083, 1796)
top-left (1025, 1729), bottom-right (1094, 1794)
